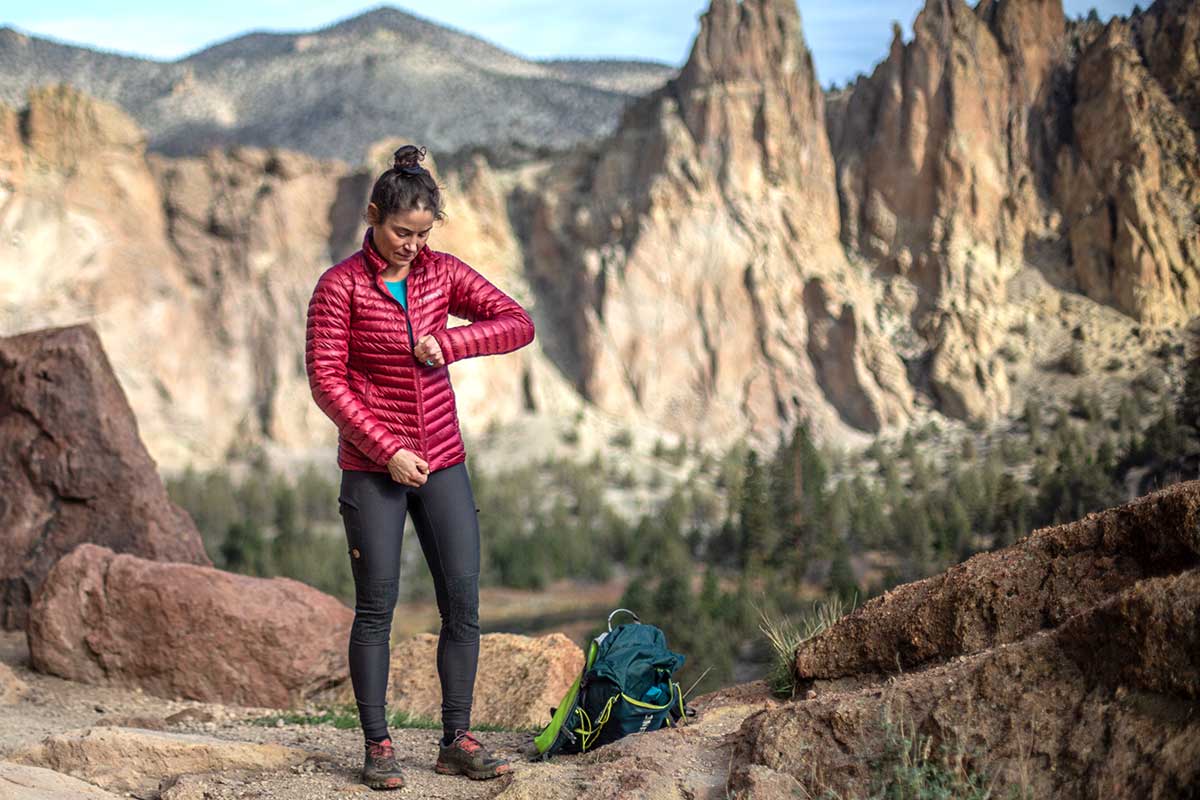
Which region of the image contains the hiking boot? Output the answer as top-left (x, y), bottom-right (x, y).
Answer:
top-left (362, 737), bottom-right (405, 790)
top-left (435, 730), bottom-right (512, 780)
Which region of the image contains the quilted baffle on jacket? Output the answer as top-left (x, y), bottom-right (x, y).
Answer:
top-left (305, 229), bottom-right (535, 472)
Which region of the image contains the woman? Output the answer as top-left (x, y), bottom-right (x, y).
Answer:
top-left (305, 145), bottom-right (535, 789)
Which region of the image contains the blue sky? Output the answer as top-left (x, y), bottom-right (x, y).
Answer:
top-left (3, 1), bottom-right (1142, 87)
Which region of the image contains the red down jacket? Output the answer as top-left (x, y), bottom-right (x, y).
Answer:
top-left (305, 229), bottom-right (535, 473)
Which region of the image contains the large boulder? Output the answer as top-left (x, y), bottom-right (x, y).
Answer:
top-left (338, 632), bottom-right (584, 730)
top-left (27, 544), bottom-right (352, 708)
top-left (728, 482), bottom-right (1200, 799)
top-left (0, 324), bottom-right (210, 630)
top-left (731, 568), bottom-right (1200, 799)
top-left (793, 479), bottom-right (1200, 685)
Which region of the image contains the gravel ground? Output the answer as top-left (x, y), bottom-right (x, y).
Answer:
top-left (0, 631), bottom-right (528, 799)
top-left (1, 630), bottom-right (773, 799)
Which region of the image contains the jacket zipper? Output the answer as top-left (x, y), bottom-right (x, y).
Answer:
top-left (376, 270), bottom-right (428, 462)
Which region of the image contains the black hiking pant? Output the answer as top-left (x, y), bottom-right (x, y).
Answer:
top-left (338, 463), bottom-right (480, 743)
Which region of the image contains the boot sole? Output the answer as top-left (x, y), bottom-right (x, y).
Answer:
top-left (362, 773), bottom-right (405, 790)
top-left (435, 761), bottom-right (512, 780)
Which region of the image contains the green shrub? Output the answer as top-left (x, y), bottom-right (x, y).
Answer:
top-left (869, 709), bottom-right (1022, 800)
top-left (759, 596), bottom-right (852, 698)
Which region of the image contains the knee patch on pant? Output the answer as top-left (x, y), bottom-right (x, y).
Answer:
top-left (351, 577), bottom-right (400, 644)
top-left (442, 573), bottom-right (480, 642)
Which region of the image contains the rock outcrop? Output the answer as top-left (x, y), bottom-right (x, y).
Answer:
top-left (1134, 0), bottom-right (1200, 131)
top-left (0, 760), bottom-right (125, 799)
top-left (831, 0), bottom-right (1067, 294)
top-left (828, 0), bottom-right (1200, 420)
top-left (0, 87), bottom-right (571, 471)
top-left (27, 544), bottom-right (352, 708)
top-left (729, 480), bottom-right (1200, 798)
top-left (1056, 6), bottom-right (1200, 325)
top-left (10, 726), bottom-right (313, 796)
top-left (0, 324), bottom-right (209, 631)
top-left (516, 0), bottom-right (913, 444)
top-left (363, 632), bottom-right (584, 730)
top-left (827, 0), bottom-right (1070, 422)
top-left (792, 479), bottom-right (1200, 683)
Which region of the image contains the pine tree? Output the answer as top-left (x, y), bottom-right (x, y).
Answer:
top-left (827, 544), bottom-right (859, 605)
top-left (849, 476), bottom-right (889, 550)
top-left (1023, 398), bottom-right (1044, 444)
top-left (738, 450), bottom-right (774, 568)
top-left (824, 481), bottom-right (852, 556)
top-left (238, 472), bottom-right (276, 532)
top-left (942, 494), bottom-right (972, 561)
top-left (196, 470), bottom-right (240, 558)
top-left (221, 521), bottom-right (269, 576)
top-left (894, 497), bottom-right (934, 575)
top-left (794, 424), bottom-right (828, 521)
top-left (273, 480), bottom-right (300, 539)
top-left (1178, 343), bottom-right (1200, 435)
top-left (769, 431), bottom-right (799, 538)
top-left (296, 464), bottom-right (339, 523)
top-left (708, 517), bottom-right (741, 567)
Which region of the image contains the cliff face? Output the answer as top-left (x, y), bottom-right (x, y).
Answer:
top-left (1056, 3), bottom-right (1200, 326)
top-left (0, 86), bottom-right (340, 467)
top-left (828, 0), bottom-right (1199, 419)
top-left (0, 87), bottom-right (568, 468)
top-left (830, 0), bottom-right (1066, 302)
top-left (1, 0), bottom-right (1198, 469)
top-left (517, 0), bottom-right (914, 443)
top-left (520, 0), bottom-right (1196, 439)
top-left (828, 0), bottom-right (1067, 421)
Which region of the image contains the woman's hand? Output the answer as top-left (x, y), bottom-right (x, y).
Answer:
top-left (387, 449), bottom-right (430, 486)
top-left (414, 335), bottom-right (445, 368)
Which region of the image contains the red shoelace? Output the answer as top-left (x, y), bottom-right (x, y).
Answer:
top-left (368, 738), bottom-right (395, 758)
top-left (452, 731), bottom-right (482, 753)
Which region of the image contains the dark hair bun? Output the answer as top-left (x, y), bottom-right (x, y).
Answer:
top-left (393, 145), bottom-right (427, 172)
top-left (369, 143), bottom-right (444, 222)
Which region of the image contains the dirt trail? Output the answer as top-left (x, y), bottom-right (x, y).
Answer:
top-left (1, 631), bottom-right (771, 799)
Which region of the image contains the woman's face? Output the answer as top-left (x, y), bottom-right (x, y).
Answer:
top-left (368, 204), bottom-right (435, 269)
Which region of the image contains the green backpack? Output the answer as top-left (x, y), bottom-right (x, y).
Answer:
top-left (533, 609), bottom-right (690, 759)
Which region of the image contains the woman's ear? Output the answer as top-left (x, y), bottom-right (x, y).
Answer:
top-left (365, 202), bottom-right (381, 226)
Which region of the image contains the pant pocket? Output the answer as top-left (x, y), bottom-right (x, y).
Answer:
top-left (338, 496), bottom-right (365, 567)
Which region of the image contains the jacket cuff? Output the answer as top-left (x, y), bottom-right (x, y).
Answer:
top-left (431, 328), bottom-right (459, 366)
top-left (377, 439), bottom-right (405, 467)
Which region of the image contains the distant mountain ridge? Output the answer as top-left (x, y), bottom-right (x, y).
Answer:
top-left (0, 6), bottom-right (676, 163)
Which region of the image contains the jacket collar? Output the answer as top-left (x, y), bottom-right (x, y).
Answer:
top-left (361, 227), bottom-right (433, 276)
